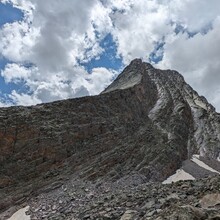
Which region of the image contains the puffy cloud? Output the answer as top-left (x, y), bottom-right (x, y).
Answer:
top-left (1, 63), bottom-right (31, 83)
top-left (9, 90), bottom-right (41, 106)
top-left (29, 0), bottom-right (98, 72)
top-left (1, 64), bottom-right (117, 106)
top-left (85, 67), bottom-right (118, 95)
top-left (0, 0), bottom-right (117, 106)
top-left (110, 0), bottom-right (171, 64)
top-left (168, 0), bottom-right (220, 32)
top-left (0, 0), bottom-right (220, 112)
top-left (158, 16), bottom-right (220, 110)
top-left (0, 21), bottom-right (34, 62)
top-left (0, 0), bottom-right (100, 68)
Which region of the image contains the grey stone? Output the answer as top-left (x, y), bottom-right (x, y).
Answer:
top-left (200, 194), bottom-right (220, 208)
top-left (120, 210), bottom-right (137, 220)
top-left (142, 200), bottom-right (155, 210)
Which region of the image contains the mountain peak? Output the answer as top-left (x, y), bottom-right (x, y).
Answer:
top-left (102, 59), bottom-right (153, 94)
top-left (0, 59), bottom-right (220, 217)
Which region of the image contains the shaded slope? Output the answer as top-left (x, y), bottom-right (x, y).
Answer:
top-left (0, 59), bottom-right (220, 212)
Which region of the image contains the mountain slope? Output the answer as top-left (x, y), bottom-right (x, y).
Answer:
top-left (0, 59), bottom-right (220, 214)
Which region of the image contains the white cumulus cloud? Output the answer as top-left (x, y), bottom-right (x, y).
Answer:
top-left (0, 0), bottom-right (220, 112)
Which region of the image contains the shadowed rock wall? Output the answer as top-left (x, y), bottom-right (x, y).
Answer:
top-left (0, 59), bottom-right (220, 212)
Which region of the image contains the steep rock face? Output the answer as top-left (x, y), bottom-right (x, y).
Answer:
top-left (0, 59), bottom-right (220, 212)
top-left (146, 66), bottom-right (220, 159)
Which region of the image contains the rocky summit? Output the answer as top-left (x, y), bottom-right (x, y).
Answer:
top-left (1, 59), bottom-right (220, 219)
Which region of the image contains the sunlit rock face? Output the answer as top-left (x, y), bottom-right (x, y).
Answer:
top-left (0, 59), bottom-right (220, 213)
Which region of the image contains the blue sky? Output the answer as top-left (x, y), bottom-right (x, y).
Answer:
top-left (0, 3), bottom-right (24, 97)
top-left (0, 1), bottom-right (163, 105)
top-left (80, 34), bottom-right (123, 73)
top-left (0, 0), bottom-right (220, 110)
top-left (0, 2), bottom-right (23, 26)
top-left (0, 1), bottom-right (124, 105)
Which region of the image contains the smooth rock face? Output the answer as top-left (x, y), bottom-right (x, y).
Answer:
top-left (0, 59), bottom-right (220, 213)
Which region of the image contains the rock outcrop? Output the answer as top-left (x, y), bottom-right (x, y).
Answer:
top-left (0, 59), bottom-right (220, 215)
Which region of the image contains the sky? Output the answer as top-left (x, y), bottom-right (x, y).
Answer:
top-left (0, 0), bottom-right (220, 111)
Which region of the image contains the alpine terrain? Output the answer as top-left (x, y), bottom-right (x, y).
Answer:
top-left (1, 59), bottom-right (220, 219)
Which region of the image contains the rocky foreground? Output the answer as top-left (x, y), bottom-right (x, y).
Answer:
top-left (2, 174), bottom-right (220, 220)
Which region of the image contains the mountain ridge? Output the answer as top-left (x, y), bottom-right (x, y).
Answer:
top-left (0, 59), bottom-right (220, 219)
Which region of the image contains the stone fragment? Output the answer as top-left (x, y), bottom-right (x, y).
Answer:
top-left (145, 210), bottom-right (156, 217)
top-left (120, 210), bottom-right (137, 220)
top-left (142, 200), bottom-right (155, 210)
top-left (169, 205), bottom-right (207, 220)
top-left (200, 194), bottom-right (220, 208)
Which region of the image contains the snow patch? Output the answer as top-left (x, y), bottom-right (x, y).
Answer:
top-left (191, 155), bottom-right (220, 174)
top-left (7, 206), bottom-right (30, 220)
top-left (162, 169), bottom-right (195, 184)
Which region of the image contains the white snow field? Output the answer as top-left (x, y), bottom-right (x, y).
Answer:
top-left (163, 154), bottom-right (220, 184)
top-left (162, 169), bottom-right (195, 184)
top-left (7, 206), bottom-right (30, 220)
top-left (191, 155), bottom-right (220, 174)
